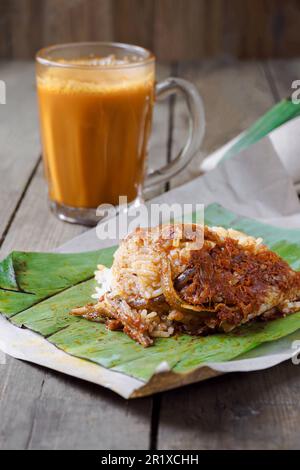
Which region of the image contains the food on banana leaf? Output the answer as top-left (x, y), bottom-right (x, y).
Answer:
top-left (71, 224), bottom-right (300, 347)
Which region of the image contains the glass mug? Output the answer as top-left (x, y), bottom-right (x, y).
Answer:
top-left (36, 42), bottom-right (205, 225)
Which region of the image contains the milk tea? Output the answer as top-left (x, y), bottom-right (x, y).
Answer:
top-left (37, 56), bottom-right (155, 208)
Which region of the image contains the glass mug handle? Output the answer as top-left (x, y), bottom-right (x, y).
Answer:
top-left (144, 77), bottom-right (205, 192)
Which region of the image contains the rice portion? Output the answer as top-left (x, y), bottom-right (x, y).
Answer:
top-left (110, 225), bottom-right (196, 301)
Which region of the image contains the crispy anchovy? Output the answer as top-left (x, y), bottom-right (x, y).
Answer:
top-left (160, 254), bottom-right (215, 316)
top-left (174, 267), bottom-right (197, 290)
top-left (127, 294), bottom-right (169, 312)
top-left (105, 296), bottom-right (153, 347)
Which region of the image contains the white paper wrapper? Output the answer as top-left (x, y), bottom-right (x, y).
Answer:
top-left (1, 128), bottom-right (300, 398)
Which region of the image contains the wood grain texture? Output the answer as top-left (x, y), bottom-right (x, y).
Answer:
top-left (0, 164), bottom-right (85, 257)
top-left (0, 356), bottom-right (153, 450)
top-left (157, 363), bottom-right (300, 450)
top-left (0, 61), bottom-right (40, 246)
top-left (41, 0), bottom-right (113, 47)
top-left (24, 371), bottom-right (152, 450)
top-left (113, 0), bottom-right (154, 50)
top-left (154, 0), bottom-right (223, 61)
top-left (0, 1), bottom-right (12, 57)
top-left (1, 0), bottom-right (300, 60)
top-left (9, 0), bottom-right (44, 59)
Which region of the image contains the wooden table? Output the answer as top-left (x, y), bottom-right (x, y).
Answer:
top-left (1, 59), bottom-right (300, 450)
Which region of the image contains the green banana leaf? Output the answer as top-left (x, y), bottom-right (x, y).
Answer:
top-left (222, 97), bottom-right (300, 161)
top-left (1, 203), bottom-right (300, 382)
top-left (0, 248), bottom-right (116, 317)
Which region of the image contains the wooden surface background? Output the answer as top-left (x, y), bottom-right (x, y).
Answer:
top-left (1, 0), bottom-right (300, 61)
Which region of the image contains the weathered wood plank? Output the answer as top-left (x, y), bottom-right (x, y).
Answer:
top-left (9, 0), bottom-right (44, 59)
top-left (154, 0), bottom-right (222, 62)
top-left (0, 1), bottom-right (12, 58)
top-left (0, 61), bottom-right (40, 244)
top-left (27, 372), bottom-right (152, 450)
top-left (6, 0), bottom-right (114, 58)
top-left (158, 363), bottom-right (300, 450)
top-left (0, 62), bottom-right (171, 450)
top-left (42, 0), bottom-right (113, 48)
top-left (0, 354), bottom-right (153, 450)
top-left (169, 59), bottom-right (275, 189)
top-left (113, 0), bottom-right (154, 51)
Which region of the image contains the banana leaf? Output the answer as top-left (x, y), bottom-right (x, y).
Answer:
top-left (1, 203), bottom-right (300, 383)
top-left (0, 248), bottom-right (116, 317)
